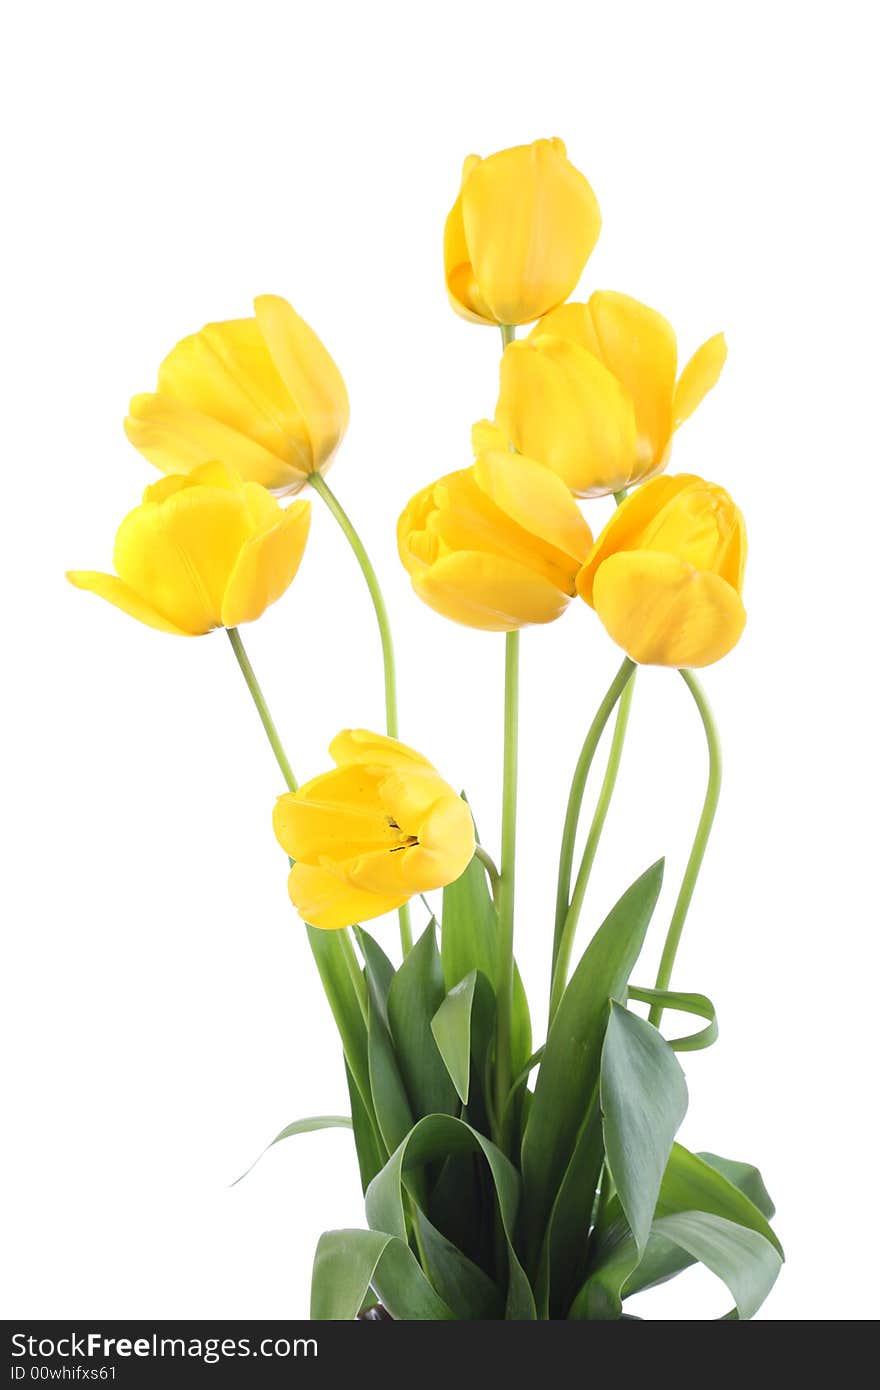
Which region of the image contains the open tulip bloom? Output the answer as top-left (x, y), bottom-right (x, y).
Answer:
top-left (70, 139), bottom-right (782, 1323)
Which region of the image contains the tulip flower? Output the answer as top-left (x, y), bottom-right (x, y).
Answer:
top-left (443, 139), bottom-right (601, 327)
top-left (481, 292), bottom-right (726, 497)
top-left (576, 473), bottom-right (747, 668)
top-left (67, 462), bottom-right (311, 635)
top-left (273, 730), bottom-right (475, 930)
top-left (397, 451), bottom-right (593, 632)
top-left (125, 295), bottom-right (349, 494)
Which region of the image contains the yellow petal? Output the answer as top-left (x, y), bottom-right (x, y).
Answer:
top-left (591, 550), bottom-right (746, 668)
top-left (532, 300), bottom-right (602, 355)
top-left (125, 393), bottom-right (305, 491)
top-left (443, 190), bottom-right (496, 324)
top-left (113, 484), bottom-right (251, 633)
top-left (272, 773), bottom-right (392, 866)
top-left (221, 498), bottom-right (311, 627)
top-left (412, 550), bottom-right (572, 631)
top-left (461, 139), bottom-right (601, 325)
top-left (471, 418), bottom-right (510, 454)
top-left (473, 450), bottom-right (592, 564)
top-left (585, 292), bottom-right (677, 466)
top-left (66, 571), bottom-right (195, 636)
top-left (673, 333), bottom-right (727, 429)
top-left (577, 474), bottom-right (700, 605)
top-left (287, 861), bottom-right (408, 931)
top-left (329, 729), bottom-right (434, 771)
top-left (497, 337), bottom-right (639, 497)
top-left (155, 317), bottom-right (311, 467)
top-left (254, 295), bottom-right (349, 471)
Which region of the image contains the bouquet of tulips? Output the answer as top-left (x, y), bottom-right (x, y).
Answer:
top-left (70, 138), bottom-right (782, 1321)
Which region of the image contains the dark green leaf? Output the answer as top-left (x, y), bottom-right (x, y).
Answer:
top-left (431, 970), bottom-right (477, 1104)
top-left (367, 988), bottom-right (414, 1158)
top-left (521, 861), bottom-right (665, 1271)
top-left (311, 1228), bottom-right (453, 1320)
top-left (627, 985), bottom-right (718, 1052)
top-left (387, 922), bottom-right (458, 1119)
top-left (414, 1209), bottom-right (503, 1319)
top-left (346, 1059), bottom-right (386, 1193)
top-left (600, 1001), bottom-right (688, 1254)
top-left (441, 857), bottom-right (498, 989)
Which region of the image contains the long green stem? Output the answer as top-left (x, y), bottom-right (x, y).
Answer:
top-left (549, 672), bottom-right (636, 1022)
top-left (307, 470), bottom-right (412, 957)
top-left (494, 630), bottom-right (520, 1130)
top-left (648, 670), bottom-right (722, 1026)
top-left (552, 657), bottom-right (636, 972)
top-left (227, 628), bottom-right (298, 792)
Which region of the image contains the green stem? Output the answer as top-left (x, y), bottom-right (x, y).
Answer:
top-left (552, 657), bottom-right (636, 973)
top-left (474, 844), bottom-right (501, 899)
top-left (307, 470), bottom-right (412, 957)
top-left (549, 671), bottom-right (636, 1022)
top-left (649, 670), bottom-right (722, 1026)
top-left (226, 628), bottom-right (298, 792)
top-left (494, 630), bottom-right (520, 1130)
top-left (500, 323), bottom-right (516, 349)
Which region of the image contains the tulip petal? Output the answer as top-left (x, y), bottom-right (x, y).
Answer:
top-left (532, 301), bottom-right (602, 356)
top-left (412, 550), bottom-right (571, 631)
top-left (125, 393), bottom-right (306, 492)
top-left (586, 291), bottom-right (678, 465)
top-left (471, 418), bottom-right (511, 454)
top-left (329, 729), bottom-right (434, 771)
top-left (591, 550), bottom-right (746, 668)
top-left (66, 571), bottom-right (195, 636)
top-left (497, 337), bottom-right (639, 497)
top-left (577, 474), bottom-right (701, 604)
top-left (254, 296), bottom-right (349, 471)
top-left (473, 450), bottom-right (592, 564)
top-left (673, 333), bottom-right (728, 430)
top-left (443, 190), bottom-right (496, 324)
top-left (221, 499), bottom-right (311, 628)
top-left (113, 485), bottom-right (251, 633)
top-left (273, 768), bottom-right (389, 863)
top-left (461, 139), bottom-right (601, 325)
top-left (287, 861), bottom-right (409, 931)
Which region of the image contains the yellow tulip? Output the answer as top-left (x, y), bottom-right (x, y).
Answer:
top-left (576, 473), bottom-right (747, 668)
top-left (67, 462), bottom-right (310, 635)
top-left (484, 292), bottom-right (726, 497)
top-left (397, 450), bottom-right (593, 632)
top-left (273, 730), bottom-right (475, 930)
top-left (125, 295), bottom-right (349, 494)
top-left (443, 139), bottom-right (601, 327)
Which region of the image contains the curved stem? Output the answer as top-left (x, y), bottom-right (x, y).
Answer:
top-left (648, 670), bottom-right (722, 1027)
top-left (500, 323), bottom-right (516, 350)
top-left (493, 629), bottom-right (520, 1130)
top-left (549, 673), bottom-right (636, 1022)
top-left (474, 844), bottom-right (501, 899)
top-left (227, 628), bottom-right (298, 792)
top-left (307, 471), bottom-right (413, 957)
top-left (552, 657), bottom-right (636, 969)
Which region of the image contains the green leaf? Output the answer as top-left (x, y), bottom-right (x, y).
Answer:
top-left (415, 1209), bottom-right (503, 1319)
top-left (364, 1113), bottom-right (536, 1320)
top-left (627, 985), bottom-right (718, 1052)
top-left (346, 1059), bottom-right (386, 1193)
top-left (441, 856), bottom-right (498, 989)
top-left (367, 987), bottom-right (414, 1158)
top-left (655, 1144), bottom-right (783, 1256)
top-left (431, 970), bottom-right (477, 1104)
top-left (356, 927), bottom-right (396, 1019)
top-left (537, 1093), bottom-right (604, 1317)
top-left (306, 926), bottom-right (371, 1118)
top-left (697, 1152), bottom-right (775, 1218)
top-left (387, 922), bottom-right (458, 1119)
top-left (600, 1001), bottom-right (688, 1255)
top-left (510, 963), bottom-right (532, 1079)
top-left (230, 1115), bottom-right (352, 1187)
top-left (521, 861), bottom-right (665, 1271)
top-left (311, 1228), bottom-right (453, 1320)
top-left (650, 1212), bottom-right (782, 1320)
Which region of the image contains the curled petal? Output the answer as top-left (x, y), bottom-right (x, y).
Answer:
top-left (673, 333), bottom-right (727, 429)
top-left (66, 571), bottom-right (195, 636)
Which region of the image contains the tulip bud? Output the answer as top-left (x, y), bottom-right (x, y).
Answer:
top-left (577, 473), bottom-right (747, 668)
top-left (491, 292), bottom-right (726, 497)
top-left (443, 139), bottom-right (601, 327)
top-left (125, 296), bottom-right (349, 494)
top-left (67, 462), bottom-right (311, 635)
top-left (397, 451), bottom-right (593, 631)
top-left (273, 730), bottom-right (476, 930)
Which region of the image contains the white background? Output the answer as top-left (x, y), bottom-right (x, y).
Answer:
top-left (3, 0), bottom-right (878, 1322)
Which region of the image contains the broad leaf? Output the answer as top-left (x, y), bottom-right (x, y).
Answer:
top-left (367, 988), bottom-right (414, 1158)
top-left (387, 922), bottom-right (458, 1119)
top-left (521, 861), bottom-right (665, 1270)
top-left (364, 1113), bottom-right (536, 1319)
top-left (415, 1209), bottom-right (503, 1319)
top-left (311, 1228), bottom-right (453, 1320)
top-left (431, 970), bottom-right (477, 1104)
top-left (231, 1114), bottom-right (351, 1187)
top-left (697, 1152), bottom-right (775, 1218)
top-left (650, 1212), bottom-right (782, 1320)
top-left (346, 1059), bottom-right (386, 1193)
top-left (600, 1001), bottom-right (688, 1254)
